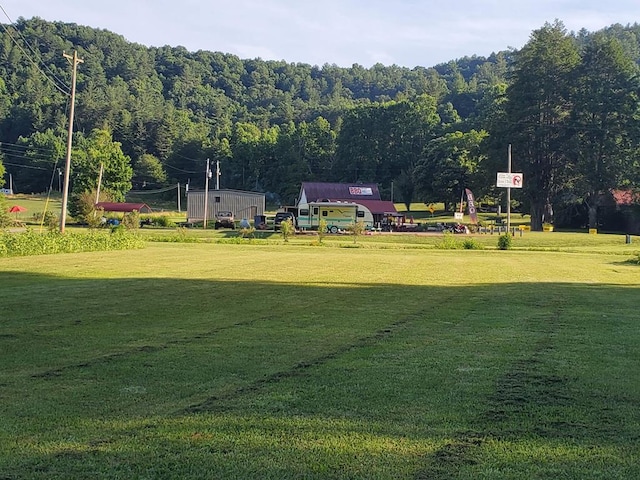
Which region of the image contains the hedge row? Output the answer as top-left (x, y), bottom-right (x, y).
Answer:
top-left (0, 229), bottom-right (146, 257)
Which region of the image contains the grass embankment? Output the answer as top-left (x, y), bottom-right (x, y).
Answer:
top-left (0, 242), bottom-right (639, 478)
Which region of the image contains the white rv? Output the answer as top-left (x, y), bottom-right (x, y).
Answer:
top-left (297, 201), bottom-right (367, 233)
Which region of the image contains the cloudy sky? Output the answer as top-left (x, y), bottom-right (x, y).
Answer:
top-left (2, 1), bottom-right (639, 68)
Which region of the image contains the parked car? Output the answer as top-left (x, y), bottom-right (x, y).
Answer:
top-left (274, 211), bottom-right (296, 230)
top-left (214, 211), bottom-right (235, 229)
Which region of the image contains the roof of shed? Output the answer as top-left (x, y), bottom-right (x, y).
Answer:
top-left (95, 202), bottom-right (153, 213)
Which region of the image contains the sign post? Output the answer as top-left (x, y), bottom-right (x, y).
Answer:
top-left (496, 145), bottom-right (523, 232)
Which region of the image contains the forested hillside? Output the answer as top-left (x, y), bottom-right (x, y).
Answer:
top-left (1, 17), bottom-right (639, 229)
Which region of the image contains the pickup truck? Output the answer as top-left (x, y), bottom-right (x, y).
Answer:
top-left (274, 211), bottom-right (296, 231)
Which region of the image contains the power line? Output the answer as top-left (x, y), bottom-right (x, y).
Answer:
top-left (0, 4), bottom-right (71, 96)
top-left (0, 142), bottom-right (64, 165)
top-left (4, 161), bottom-right (49, 171)
top-left (109, 123), bottom-right (199, 175)
top-left (128, 184), bottom-right (178, 195)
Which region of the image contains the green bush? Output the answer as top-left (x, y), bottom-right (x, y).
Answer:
top-left (151, 215), bottom-right (175, 228)
top-left (436, 234), bottom-right (484, 250)
top-left (146, 228), bottom-right (200, 243)
top-left (0, 229), bottom-right (145, 257)
top-left (238, 226), bottom-right (256, 238)
top-left (71, 190), bottom-right (111, 228)
top-left (497, 233), bottom-right (513, 250)
top-left (122, 210), bottom-right (140, 230)
top-left (347, 220), bottom-right (366, 244)
top-left (317, 218), bottom-right (327, 243)
top-left (280, 218), bottom-right (295, 243)
top-left (437, 232), bottom-right (461, 249)
top-left (462, 238), bottom-right (483, 250)
top-left (32, 211), bottom-right (59, 231)
top-left (0, 195), bottom-right (15, 228)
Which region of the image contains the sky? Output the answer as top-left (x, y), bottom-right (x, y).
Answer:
top-left (2, 0), bottom-right (639, 68)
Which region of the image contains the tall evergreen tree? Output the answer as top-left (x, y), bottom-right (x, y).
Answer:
top-left (570, 34), bottom-right (640, 228)
top-left (503, 21), bottom-right (580, 230)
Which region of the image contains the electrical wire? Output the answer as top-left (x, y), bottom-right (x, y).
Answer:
top-left (0, 21), bottom-right (71, 96)
top-left (128, 184), bottom-right (178, 195)
top-left (0, 4), bottom-right (71, 95)
top-left (3, 161), bottom-right (49, 171)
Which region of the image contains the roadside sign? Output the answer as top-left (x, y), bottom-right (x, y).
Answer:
top-left (496, 172), bottom-right (523, 188)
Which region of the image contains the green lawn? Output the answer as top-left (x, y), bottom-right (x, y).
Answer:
top-left (0, 239), bottom-right (639, 478)
top-left (3, 193), bottom-right (61, 223)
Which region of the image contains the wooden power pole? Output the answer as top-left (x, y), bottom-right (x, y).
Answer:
top-left (59, 50), bottom-right (83, 233)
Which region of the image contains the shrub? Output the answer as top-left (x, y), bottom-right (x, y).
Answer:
top-left (238, 226), bottom-right (256, 238)
top-left (71, 190), bottom-right (112, 227)
top-left (462, 238), bottom-right (483, 250)
top-left (437, 232), bottom-right (461, 249)
top-left (280, 218), bottom-right (295, 242)
top-left (347, 220), bottom-right (366, 244)
top-left (497, 233), bottom-right (513, 250)
top-left (151, 215), bottom-right (175, 228)
top-left (317, 218), bottom-right (327, 243)
top-left (0, 199), bottom-right (13, 228)
top-left (32, 211), bottom-right (59, 231)
top-left (122, 210), bottom-right (140, 230)
top-left (0, 229), bottom-right (145, 257)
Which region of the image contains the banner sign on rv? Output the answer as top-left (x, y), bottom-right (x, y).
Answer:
top-left (496, 172), bottom-right (523, 188)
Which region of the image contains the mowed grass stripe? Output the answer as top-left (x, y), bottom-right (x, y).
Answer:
top-left (0, 242), bottom-right (639, 478)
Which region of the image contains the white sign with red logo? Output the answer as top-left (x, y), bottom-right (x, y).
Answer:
top-left (496, 172), bottom-right (523, 188)
top-left (348, 186), bottom-right (373, 195)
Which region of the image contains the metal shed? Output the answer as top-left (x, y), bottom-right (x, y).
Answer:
top-left (187, 189), bottom-right (266, 223)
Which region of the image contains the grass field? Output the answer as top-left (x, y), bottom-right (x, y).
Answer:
top-left (1, 236), bottom-right (639, 478)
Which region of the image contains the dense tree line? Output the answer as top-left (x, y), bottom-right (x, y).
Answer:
top-left (1, 17), bottom-right (639, 230)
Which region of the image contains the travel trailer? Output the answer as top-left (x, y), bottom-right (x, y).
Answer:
top-left (297, 201), bottom-right (362, 232)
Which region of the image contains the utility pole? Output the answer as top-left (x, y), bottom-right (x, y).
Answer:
top-left (507, 144), bottom-right (512, 232)
top-left (203, 158), bottom-right (211, 229)
top-left (60, 50), bottom-right (83, 233)
top-left (215, 159), bottom-right (220, 190)
top-left (177, 182), bottom-right (181, 212)
top-left (95, 162), bottom-right (104, 204)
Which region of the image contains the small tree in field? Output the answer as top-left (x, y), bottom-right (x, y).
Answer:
top-left (348, 220), bottom-right (366, 244)
top-left (317, 218), bottom-right (327, 243)
top-left (72, 189), bottom-right (112, 228)
top-left (122, 210), bottom-right (140, 230)
top-left (280, 218), bottom-right (295, 242)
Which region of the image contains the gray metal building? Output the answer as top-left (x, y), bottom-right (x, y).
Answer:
top-left (187, 189), bottom-right (265, 223)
